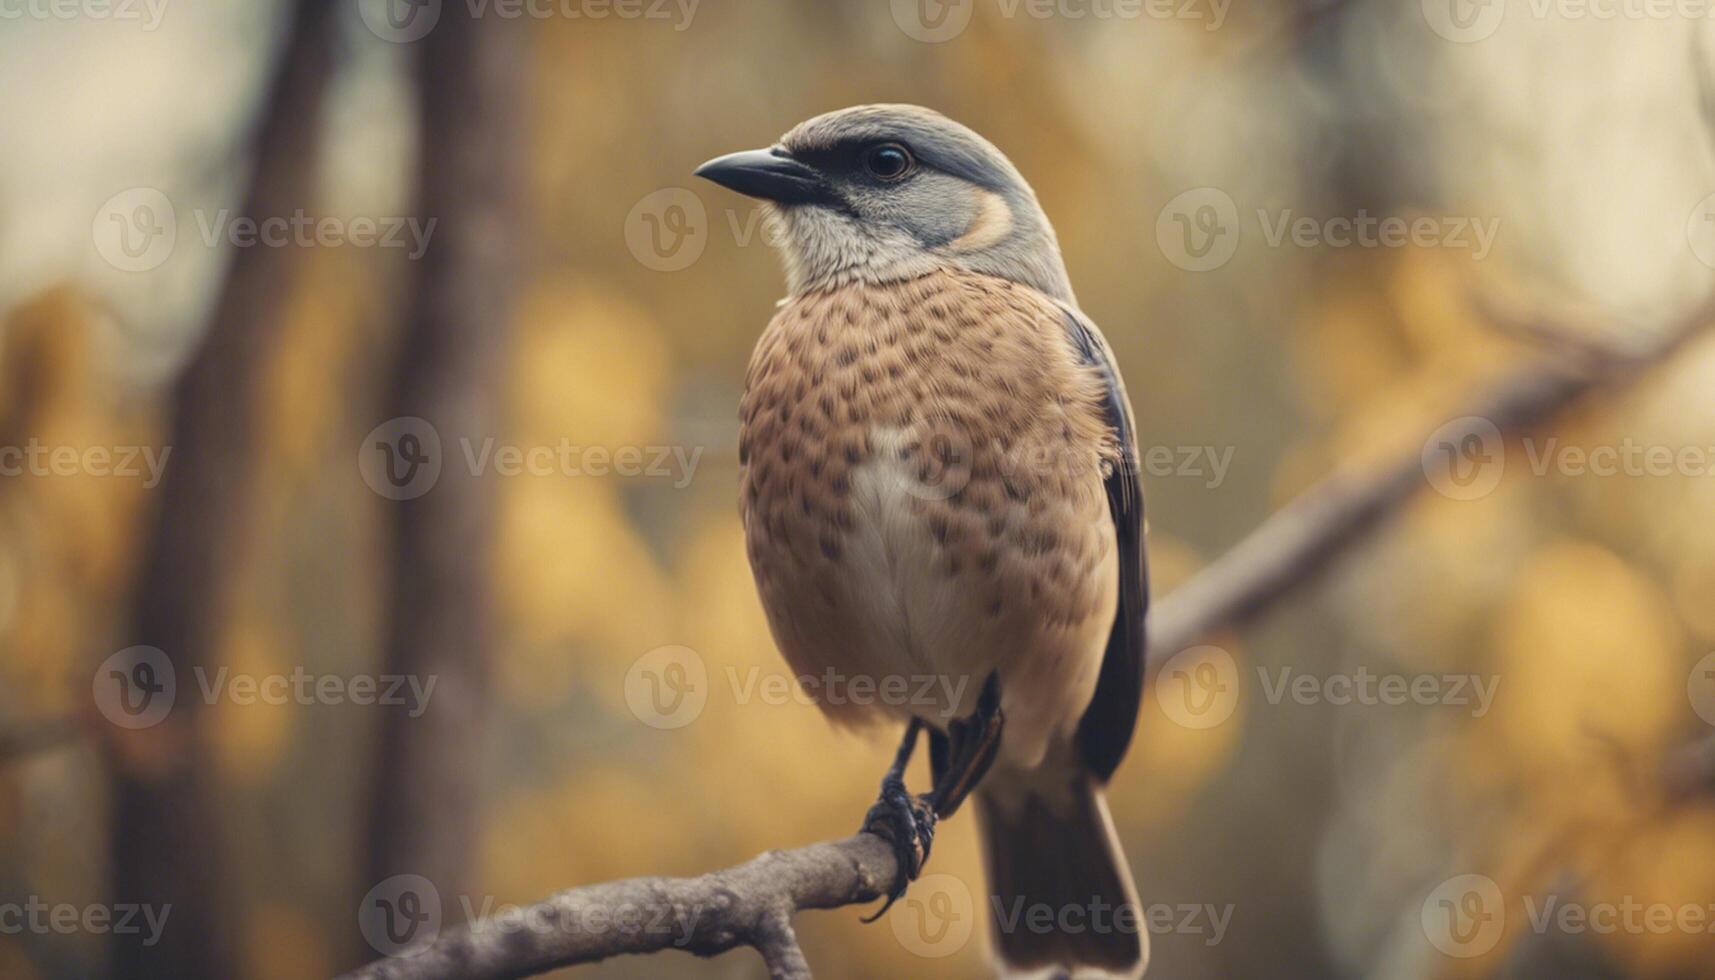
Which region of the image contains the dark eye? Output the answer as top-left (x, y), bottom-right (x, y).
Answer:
top-left (863, 142), bottom-right (914, 180)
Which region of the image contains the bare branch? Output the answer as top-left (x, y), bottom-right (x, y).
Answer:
top-left (339, 834), bottom-right (896, 980)
top-left (341, 292), bottom-right (1715, 980)
top-left (1145, 291), bottom-right (1715, 666)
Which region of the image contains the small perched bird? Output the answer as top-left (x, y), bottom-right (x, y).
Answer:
top-left (697, 105), bottom-right (1149, 979)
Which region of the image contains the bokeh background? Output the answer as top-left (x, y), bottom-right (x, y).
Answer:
top-left (3, 1), bottom-right (1715, 977)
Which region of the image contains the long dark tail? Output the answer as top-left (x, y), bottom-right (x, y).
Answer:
top-left (976, 770), bottom-right (1146, 978)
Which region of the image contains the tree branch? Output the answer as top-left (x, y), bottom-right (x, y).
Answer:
top-left (340, 291), bottom-right (1715, 980)
top-left (341, 834), bottom-right (896, 980)
top-left (1145, 290), bottom-right (1715, 665)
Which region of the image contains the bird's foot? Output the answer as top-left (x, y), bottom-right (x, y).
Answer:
top-left (859, 773), bottom-right (937, 922)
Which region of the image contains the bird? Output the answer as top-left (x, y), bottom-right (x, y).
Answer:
top-left (695, 104), bottom-right (1149, 979)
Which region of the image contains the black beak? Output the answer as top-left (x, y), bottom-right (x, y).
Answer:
top-left (694, 148), bottom-right (835, 206)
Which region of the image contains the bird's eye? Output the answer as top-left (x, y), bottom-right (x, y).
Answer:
top-left (863, 143), bottom-right (914, 180)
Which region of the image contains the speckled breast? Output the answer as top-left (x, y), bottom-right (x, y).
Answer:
top-left (737, 268), bottom-right (1119, 731)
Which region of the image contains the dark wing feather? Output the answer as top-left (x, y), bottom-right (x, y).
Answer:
top-left (1058, 305), bottom-right (1147, 783)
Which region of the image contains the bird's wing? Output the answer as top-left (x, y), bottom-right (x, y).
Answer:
top-left (1057, 303), bottom-right (1148, 783)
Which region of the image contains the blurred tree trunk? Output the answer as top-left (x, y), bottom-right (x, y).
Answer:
top-left (359, 3), bottom-right (528, 948)
top-left (106, 1), bottom-right (337, 978)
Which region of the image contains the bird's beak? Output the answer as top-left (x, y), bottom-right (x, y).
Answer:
top-left (694, 148), bottom-right (835, 206)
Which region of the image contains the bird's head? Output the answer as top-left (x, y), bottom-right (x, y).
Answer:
top-left (694, 104), bottom-right (1072, 302)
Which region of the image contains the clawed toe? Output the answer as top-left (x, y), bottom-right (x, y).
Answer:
top-left (859, 779), bottom-right (937, 922)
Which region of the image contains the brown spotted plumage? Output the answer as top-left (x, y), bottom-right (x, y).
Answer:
top-left (699, 104), bottom-right (1149, 979)
top-left (740, 268), bottom-right (1119, 770)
